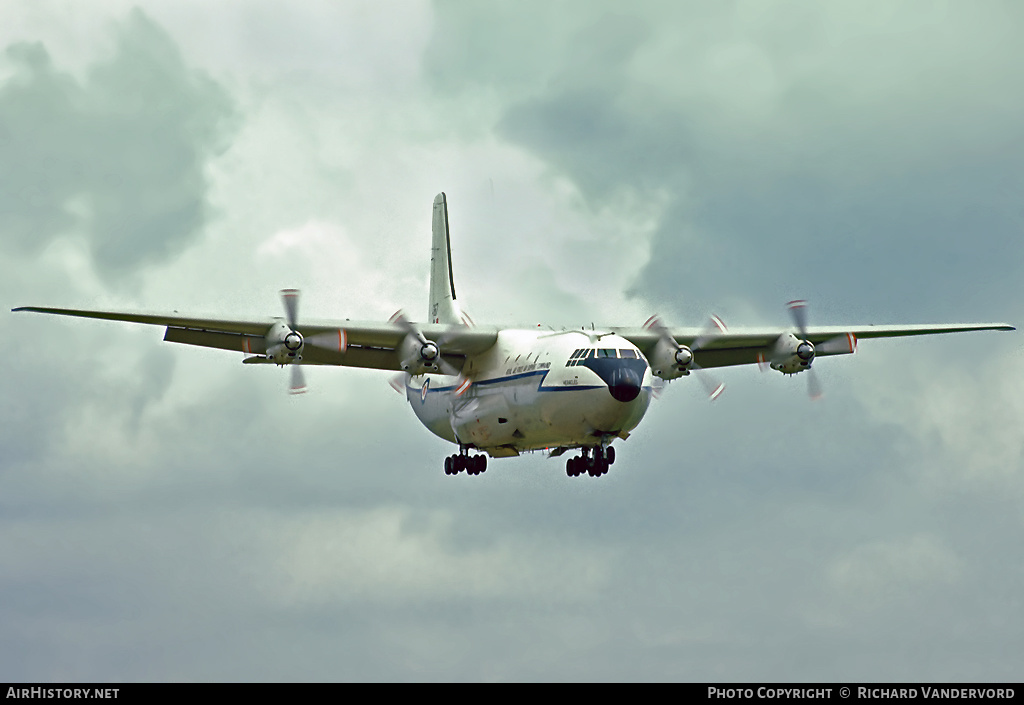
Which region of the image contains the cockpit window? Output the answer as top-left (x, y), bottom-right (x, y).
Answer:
top-left (565, 348), bottom-right (606, 366)
top-left (566, 348), bottom-right (589, 366)
top-left (619, 349), bottom-right (637, 358)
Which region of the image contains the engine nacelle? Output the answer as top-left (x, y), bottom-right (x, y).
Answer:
top-left (399, 334), bottom-right (444, 375)
top-left (768, 333), bottom-right (814, 375)
top-left (265, 321), bottom-right (303, 365)
top-left (649, 336), bottom-right (693, 380)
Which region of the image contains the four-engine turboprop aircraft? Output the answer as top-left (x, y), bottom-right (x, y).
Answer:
top-left (13, 193), bottom-right (1015, 478)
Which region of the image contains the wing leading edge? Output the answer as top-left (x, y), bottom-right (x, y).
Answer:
top-left (614, 322), bottom-right (1015, 371)
top-left (12, 305), bottom-right (498, 372)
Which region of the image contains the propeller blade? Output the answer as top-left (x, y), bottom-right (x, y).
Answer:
top-left (452, 376), bottom-right (472, 398)
top-left (390, 310), bottom-right (429, 345)
top-left (644, 315), bottom-right (674, 345)
top-left (437, 356), bottom-right (463, 377)
top-left (817, 333), bottom-right (857, 355)
top-left (651, 377), bottom-right (667, 400)
top-left (289, 365), bottom-right (307, 395)
top-left (807, 366), bottom-right (823, 401)
top-left (281, 289), bottom-right (300, 330)
top-left (693, 364), bottom-right (726, 401)
top-left (787, 300), bottom-right (809, 340)
top-left (389, 373), bottom-right (408, 395)
top-left (306, 329), bottom-right (347, 352)
top-left (692, 314), bottom-right (728, 352)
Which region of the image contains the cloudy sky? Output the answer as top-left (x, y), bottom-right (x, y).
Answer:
top-left (2, 1), bottom-right (1023, 682)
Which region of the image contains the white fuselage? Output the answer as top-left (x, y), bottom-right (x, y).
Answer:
top-left (404, 330), bottom-right (653, 456)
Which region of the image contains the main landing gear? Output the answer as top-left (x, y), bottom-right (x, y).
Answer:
top-left (565, 446), bottom-right (615, 478)
top-left (444, 452), bottom-right (487, 476)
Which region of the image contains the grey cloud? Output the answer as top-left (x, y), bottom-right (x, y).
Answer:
top-left (431, 2), bottom-right (1024, 323)
top-left (502, 84), bottom-right (1024, 322)
top-left (414, 3), bottom-right (1024, 681)
top-left (0, 9), bottom-right (236, 286)
top-left (4, 2), bottom-right (1024, 683)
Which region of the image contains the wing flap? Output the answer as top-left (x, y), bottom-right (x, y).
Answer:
top-left (164, 327), bottom-right (268, 354)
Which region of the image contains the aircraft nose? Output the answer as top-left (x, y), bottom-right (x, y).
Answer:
top-left (608, 366), bottom-right (641, 402)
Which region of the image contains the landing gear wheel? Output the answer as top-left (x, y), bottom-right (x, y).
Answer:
top-left (584, 447), bottom-right (609, 477)
top-left (567, 450), bottom-right (612, 478)
top-left (446, 452), bottom-right (487, 476)
top-left (566, 456), bottom-right (581, 477)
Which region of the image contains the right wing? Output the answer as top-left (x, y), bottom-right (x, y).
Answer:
top-left (12, 306), bottom-right (498, 372)
top-left (614, 322), bottom-right (1015, 370)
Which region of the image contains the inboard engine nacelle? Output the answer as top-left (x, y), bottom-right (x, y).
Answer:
top-left (649, 336), bottom-right (694, 380)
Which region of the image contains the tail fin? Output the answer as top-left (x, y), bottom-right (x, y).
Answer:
top-left (428, 193), bottom-right (465, 325)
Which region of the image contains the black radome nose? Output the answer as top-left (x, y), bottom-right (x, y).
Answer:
top-left (609, 366), bottom-right (641, 402)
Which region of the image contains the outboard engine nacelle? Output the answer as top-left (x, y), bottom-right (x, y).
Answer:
top-left (266, 321), bottom-right (303, 364)
top-left (768, 332), bottom-right (814, 375)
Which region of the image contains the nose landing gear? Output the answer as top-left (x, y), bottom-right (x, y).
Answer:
top-left (565, 446), bottom-right (615, 477)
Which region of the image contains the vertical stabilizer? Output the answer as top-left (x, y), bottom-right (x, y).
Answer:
top-left (429, 193), bottom-right (464, 325)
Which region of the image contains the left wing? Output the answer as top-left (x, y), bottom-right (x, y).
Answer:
top-left (12, 305), bottom-right (498, 373)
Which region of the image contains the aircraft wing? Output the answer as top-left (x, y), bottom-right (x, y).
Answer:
top-left (12, 305), bottom-right (498, 372)
top-left (613, 322), bottom-right (1015, 370)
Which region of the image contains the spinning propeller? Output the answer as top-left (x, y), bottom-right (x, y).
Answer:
top-left (762, 300), bottom-right (856, 401)
top-left (389, 310), bottom-right (473, 397)
top-left (262, 289), bottom-right (347, 395)
top-left (645, 314), bottom-right (727, 401)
